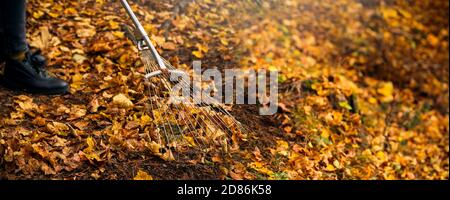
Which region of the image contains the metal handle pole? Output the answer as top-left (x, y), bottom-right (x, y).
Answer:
top-left (120, 0), bottom-right (167, 70)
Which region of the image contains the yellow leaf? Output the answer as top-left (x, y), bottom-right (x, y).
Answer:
top-left (134, 170), bottom-right (153, 180)
top-left (368, 97), bottom-right (378, 104)
top-left (276, 140), bottom-right (289, 156)
top-left (86, 137), bottom-right (95, 152)
top-left (377, 82), bottom-right (394, 103)
top-left (72, 73), bottom-right (83, 82)
top-left (397, 9), bottom-right (412, 18)
top-left (277, 140), bottom-right (289, 149)
top-left (64, 7), bottom-right (77, 15)
top-left (220, 38), bottom-right (229, 46)
top-left (144, 24), bottom-right (156, 35)
top-left (381, 8), bottom-right (399, 19)
top-left (83, 137), bottom-right (102, 162)
top-left (109, 21), bottom-right (120, 30)
top-left (381, 8), bottom-right (400, 27)
top-left (268, 65), bottom-right (278, 72)
top-left (321, 129), bottom-right (330, 139)
top-left (140, 114), bottom-right (152, 127)
top-left (196, 43), bottom-right (209, 53)
top-left (326, 164), bottom-right (336, 171)
top-left (248, 162), bottom-right (274, 176)
top-left (192, 50), bottom-right (204, 58)
top-left (376, 151), bottom-right (388, 162)
top-left (71, 73), bottom-right (84, 91)
top-left (183, 136), bottom-right (197, 147)
top-left (311, 83), bottom-right (324, 95)
top-left (33, 11), bottom-right (45, 19)
top-left (333, 160), bottom-right (341, 169)
top-left (47, 12), bottom-right (60, 18)
top-left (152, 110), bottom-right (163, 124)
top-left (83, 152), bottom-right (102, 162)
top-left (112, 31), bottom-right (125, 39)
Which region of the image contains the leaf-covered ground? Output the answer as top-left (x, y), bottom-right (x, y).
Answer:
top-left (0, 0), bottom-right (448, 180)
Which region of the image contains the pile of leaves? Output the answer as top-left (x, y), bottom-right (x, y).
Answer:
top-left (0, 0), bottom-right (448, 180)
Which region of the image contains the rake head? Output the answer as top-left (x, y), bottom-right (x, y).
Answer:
top-left (119, 1), bottom-right (248, 161)
top-left (139, 50), bottom-right (247, 160)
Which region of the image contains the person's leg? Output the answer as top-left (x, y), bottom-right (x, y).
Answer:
top-left (0, 0), bottom-right (69, 95)
top-left (1, 0), bottom-right (28, 60)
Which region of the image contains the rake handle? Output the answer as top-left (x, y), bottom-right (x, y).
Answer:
top-left (120, 0), bottom-right (167, 70)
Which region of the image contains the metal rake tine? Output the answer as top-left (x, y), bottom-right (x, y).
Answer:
top-left (142, 56), bottom-right (176, 156)
top-left (158, 72), bottom-right (215, 151)
top-left (158, 77), bottom-right (204, 152)
top-left (161, 64), bottom-right (243, 142)
top-left (158, 72), bottom-right (237, 152)
top-left (145, 82), bottom-right (160, 143)
top-left (142, 59), bottom-right (164, 145)
top-left (158, 72), bottom-right (233, 152)
top-left (144, 55), bottom-right (240, 154)
top-left (162, 58), bottom-right (250, 134)
top-left (144, 51), bottom-right (211, 151)
top-left (150, 81), bottom-right (178, 160)
top-left (145, 55), bottom-right (212, 154)
top-left (143, 53), bottom-right (230, 147)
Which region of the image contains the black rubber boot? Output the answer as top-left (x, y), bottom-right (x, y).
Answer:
top-left (0, 50), bottom-right (69, 95)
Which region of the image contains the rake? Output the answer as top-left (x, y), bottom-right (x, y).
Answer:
top-left (119, 0), bottom-right (248, 160)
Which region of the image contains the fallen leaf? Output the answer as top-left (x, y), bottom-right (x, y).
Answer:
top-left (112, 94), bottom-right (134, 108)
top-left (134, 170), bottom-right (153, 180)
top-left (46, 121), bottom-right (69, 136)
